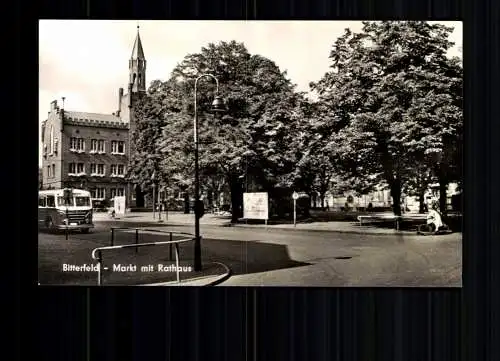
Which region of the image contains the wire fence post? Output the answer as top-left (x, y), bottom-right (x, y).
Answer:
top-left (169, 232), bottom-right (173, 261)
top-left (175, 243), bottom-right (180, 283)
top-left (135, 228), bottom-right (139, 253)
top-left (97, 250), bottom-right (103, 286)
top-left (110, 228), bottom-right (114, 247)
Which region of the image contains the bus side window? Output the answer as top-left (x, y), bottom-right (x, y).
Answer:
top-left (38, 196), bottom-right (46, 207)
top-left (46, 195), bottom-right (55, 208)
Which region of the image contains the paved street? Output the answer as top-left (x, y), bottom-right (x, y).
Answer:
top-left (38, 215), bottom-right (462, 287)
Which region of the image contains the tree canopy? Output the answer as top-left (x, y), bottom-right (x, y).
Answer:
top-left (128, 22), bottom-right (462, 218)
top-left (310, 21), bottom-right (462, 215)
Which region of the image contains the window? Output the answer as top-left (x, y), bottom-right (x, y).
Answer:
top-left (91, 188), bottom-right (105, 199)
top-left (111, 140), bottom-right (125, 154)
top-left (90, 139), bottom-right (104, 153)
top-left (52, 164), bottom-right (55, 178)
top-left (90, 163), bottom-right (105, 176)
top-left (90, 139), bottom-right (98, 152)
top-left (57, 196), bottom-right (74, 207)
top-left (75, 196), bottom-right (91, 207)
top-left (98, 140), bottom-right (105, 153)
top-left (111, 164), bottom-right (126, 176)
top-left (50, 125), bottom-right (54, 154)
top-left (47, 165), bottom-right (51, 178)
top-left (38, 196), bottom-right (46, 207)
top-left (69, 163), bottom-right (85, 175)
top-left (46, 195), bottom-right (55, 207)
top-left (110, 187), bottom-right (125, 199)
top-left (70, 137), bottom-right (85, 152)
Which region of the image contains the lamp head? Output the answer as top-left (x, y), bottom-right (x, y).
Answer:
top-left (210, 95), bottom-right (226, 117)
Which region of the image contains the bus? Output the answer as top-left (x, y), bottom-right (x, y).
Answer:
top-left (38, 188), bottom-right (94, 233)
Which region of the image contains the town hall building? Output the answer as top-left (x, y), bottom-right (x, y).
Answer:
top-left (40, 26), bottom-right (147, 208)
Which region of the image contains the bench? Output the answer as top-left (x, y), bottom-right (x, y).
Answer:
top-left (358, 215), bottom-right (398, 225)
top-left (358, 215), bottom-right (403, 230)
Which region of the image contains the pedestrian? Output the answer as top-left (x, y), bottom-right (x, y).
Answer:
top-left (423, 201), bottom-right (445, 233)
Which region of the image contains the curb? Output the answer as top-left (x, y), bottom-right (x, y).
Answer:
top-left (227, 223), bottom-right (416, 236)
top-left (95, 219), bottom-right (417, 236)
top-left (93, 218), bottom-right (459, 237)
top-left (140, 262), bottom-right (231, 286)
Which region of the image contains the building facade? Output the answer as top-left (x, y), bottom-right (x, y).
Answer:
top-left (40, 26), bottom-right (147, 209)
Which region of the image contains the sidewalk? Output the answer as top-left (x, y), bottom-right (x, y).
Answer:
top-left (94, 211), bottom-right (422, 235)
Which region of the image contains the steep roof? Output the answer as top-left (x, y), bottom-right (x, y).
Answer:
top-left (64, 111), bottom-right (128, 129)
top-left (131, 26), bottom-right (145, 60)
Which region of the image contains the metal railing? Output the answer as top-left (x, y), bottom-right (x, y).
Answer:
top-left (91, 227), bottom-right (195, 285)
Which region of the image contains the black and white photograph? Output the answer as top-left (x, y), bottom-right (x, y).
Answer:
top-left (38, 20), bottom-right (462, 286)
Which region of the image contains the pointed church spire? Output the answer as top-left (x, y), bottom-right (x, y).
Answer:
top-left (131, 25), bottom-right (145, 60)
top-left (128, 24), bottom-right (146, 93)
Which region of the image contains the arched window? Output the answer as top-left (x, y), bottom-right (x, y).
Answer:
top-left (50, 125), bottom-right (54, 154)
top-left (138, 74), bottom-right (142, 85)
top-left (133, 73), bottom-right (137, 84)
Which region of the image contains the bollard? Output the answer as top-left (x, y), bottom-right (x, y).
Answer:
top-left (169, 232), bottom-right (173, 261)
top-left (110, 228), bottom-right (114, 247)
top-left (65, 225), bottom-right (69, 240)
top-left (135, 228), bottom-right (139, 253)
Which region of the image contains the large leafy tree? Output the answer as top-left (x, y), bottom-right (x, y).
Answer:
top-left (139, 41), bottom-right (302, 221)
top-left (311, 21), bottom-right (462, 215)
top-left (127, 79), bottom-right (186, 198)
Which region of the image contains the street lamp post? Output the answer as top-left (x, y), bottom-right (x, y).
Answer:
top-left (193, 74), bottom-right (226, 271)
top-left (151, 170), bottom-right (156, 220)
top-left (158, 185), bottom-right (163, 222)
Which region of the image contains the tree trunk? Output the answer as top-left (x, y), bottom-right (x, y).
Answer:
top-left (418, 192), bottom-right (426, 214)
top-left (230, 175), bottom-right (242, 223)
top-left (183, 192), bottom-right (190, 214)
top-left (312, 193), bottom-right (317, 208)
top-left (439, 178), bottom-right (448, 216)
top-left (320, 193), bottom-right (326, 210)
top-left (390, 179), bottom-right (402, 216)
top-left (207, 191), bottom-right (213, 209)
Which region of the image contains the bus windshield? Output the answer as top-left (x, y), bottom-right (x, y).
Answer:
top-left (58, 197), bottom-right (73, 206)
top-left (57, 196), bottom-right (91, 207)
top-left (75, 196), bottom-right (91, 207)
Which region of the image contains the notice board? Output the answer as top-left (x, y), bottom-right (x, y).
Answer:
top-left (114, 196), bottom-right (126, 216)
top-left (243, 192), bottom-right (269, 220)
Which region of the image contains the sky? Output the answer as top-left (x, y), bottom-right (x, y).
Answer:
top-left (39, 20), bottom-right (462, 166)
